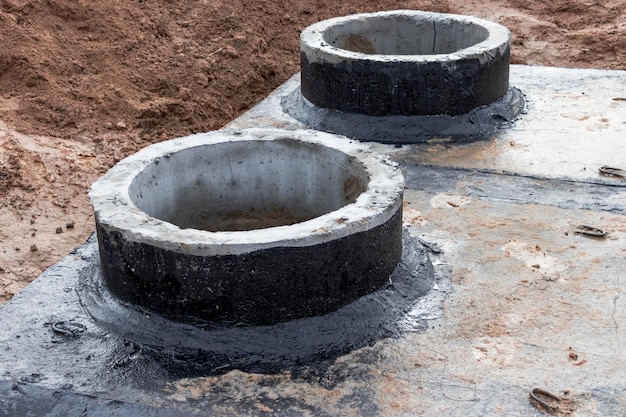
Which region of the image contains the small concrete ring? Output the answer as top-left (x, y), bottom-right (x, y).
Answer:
top-left (300, 10), bottom-right (512, 116)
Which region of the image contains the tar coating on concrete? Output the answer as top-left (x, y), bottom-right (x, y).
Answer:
top-left (400, 165), bottom-right (626, 215)
top-left (279, 10), bottom-right (523, 144)
top-left (300, 11), bottom-right (511, 116)
top-left (89, 128), bottom-right (404, 324)
top-left (0, 381), bottom-right (189, 417)
top-left (0, 230), bottom-right (449, 415)
top-left (282, 85), bottom-right (524, 143)
top-left (80, 229), bottom-right (439, 371)
top-left (95, 209), bottom-right (402, 325)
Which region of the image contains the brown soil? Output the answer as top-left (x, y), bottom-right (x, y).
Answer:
top-left (1, 0), bottom-right (625, 303)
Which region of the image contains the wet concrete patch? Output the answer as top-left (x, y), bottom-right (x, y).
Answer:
top-left (0, 380), bottom-right (189, 417)
top-left (398, 164), bottom-right (626, 214)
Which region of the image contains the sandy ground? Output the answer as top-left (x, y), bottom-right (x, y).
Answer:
top-left (1, 0), bottom-right (625, 303)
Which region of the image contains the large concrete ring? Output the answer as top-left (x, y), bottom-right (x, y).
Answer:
top-left (300, 10), bottom-right (511, 116)
top-left (89, 128), bottom-right (404, 326)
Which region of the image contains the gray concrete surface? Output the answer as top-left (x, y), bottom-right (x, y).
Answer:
top-left (89, 128), bottom-right (403, 256)
top-left (1, 64), bottom-right (625, 416)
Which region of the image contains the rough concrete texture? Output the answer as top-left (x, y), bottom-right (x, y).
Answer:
top-left (227, 64), bottom-right (626, 415)
top-left (89, 128), bottom-right (404, 324)
top-left (89, 128), bottom-right (404, 256)
top-left (1, 65), bottom-right (625, 416)
top-left (300, 11), bottom-right (511, 116)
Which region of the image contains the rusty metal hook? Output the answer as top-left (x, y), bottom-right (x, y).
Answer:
top-left (529, 388), bottom-right (562, 414)
top-left (573, 225), bottom-right (607, 238)
top-left (599, 166), bottom-right (625, 179)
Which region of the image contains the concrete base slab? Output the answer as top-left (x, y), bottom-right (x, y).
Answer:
top-left (1, 65), bottom-right (625, 416)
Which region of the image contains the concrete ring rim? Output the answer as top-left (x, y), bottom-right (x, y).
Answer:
top-left (300, 9), bottom-right (511, 64)
top-left (89, 128), bottom-right (404, 256)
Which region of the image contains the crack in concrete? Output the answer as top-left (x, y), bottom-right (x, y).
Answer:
top-left (432, 21), bottom-right (437, 54)
top-left (612, 292), bottom-right (621, 353)
top-left (515, 340), bottom-right (617, 362)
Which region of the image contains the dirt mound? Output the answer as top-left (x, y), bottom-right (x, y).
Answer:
top-left (0, 0), bottom-right (453, 142)
top-left (1, 0), bottom-right (624, 142)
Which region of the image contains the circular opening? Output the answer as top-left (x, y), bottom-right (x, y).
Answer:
top-left (323, 14), bottom-right (489, 56)
top-left (128, 138), bottom-right (369, 232)
top-left (299, 11), bottom-right (511, 117)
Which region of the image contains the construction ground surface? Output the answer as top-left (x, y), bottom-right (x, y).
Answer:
top-left (0, 1), bottom-right (625, 416)
top-left (1, 0), bottom-right (626, 301)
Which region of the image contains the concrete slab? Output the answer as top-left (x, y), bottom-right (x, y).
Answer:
top-left (1, 65), bottom-right (625, 416)
top-left (228, 65), bottom-right (626, 184)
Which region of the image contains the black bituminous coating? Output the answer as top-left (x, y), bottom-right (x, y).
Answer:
top-left (0, 381), bottom-right (189, 417)
top-left (80, 230), bottom-right (436, 373)
top-left (282, 86), bottom-right (524, 144)
top-left (300, 46), bottom-right (510, 116)
top-left (96, 208), bottom-right (402, 326)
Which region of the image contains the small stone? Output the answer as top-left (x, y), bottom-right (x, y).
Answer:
top-left (66, 221), bottom-right (75, 229)
top-left (30, 244), bottom-right (38, 252)
top-left (55, 226), bottom-right (63, 234)
top-left (221, 45), bottom-right (241, 58)
top-left (115, 121), bottom-right (127, 130)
